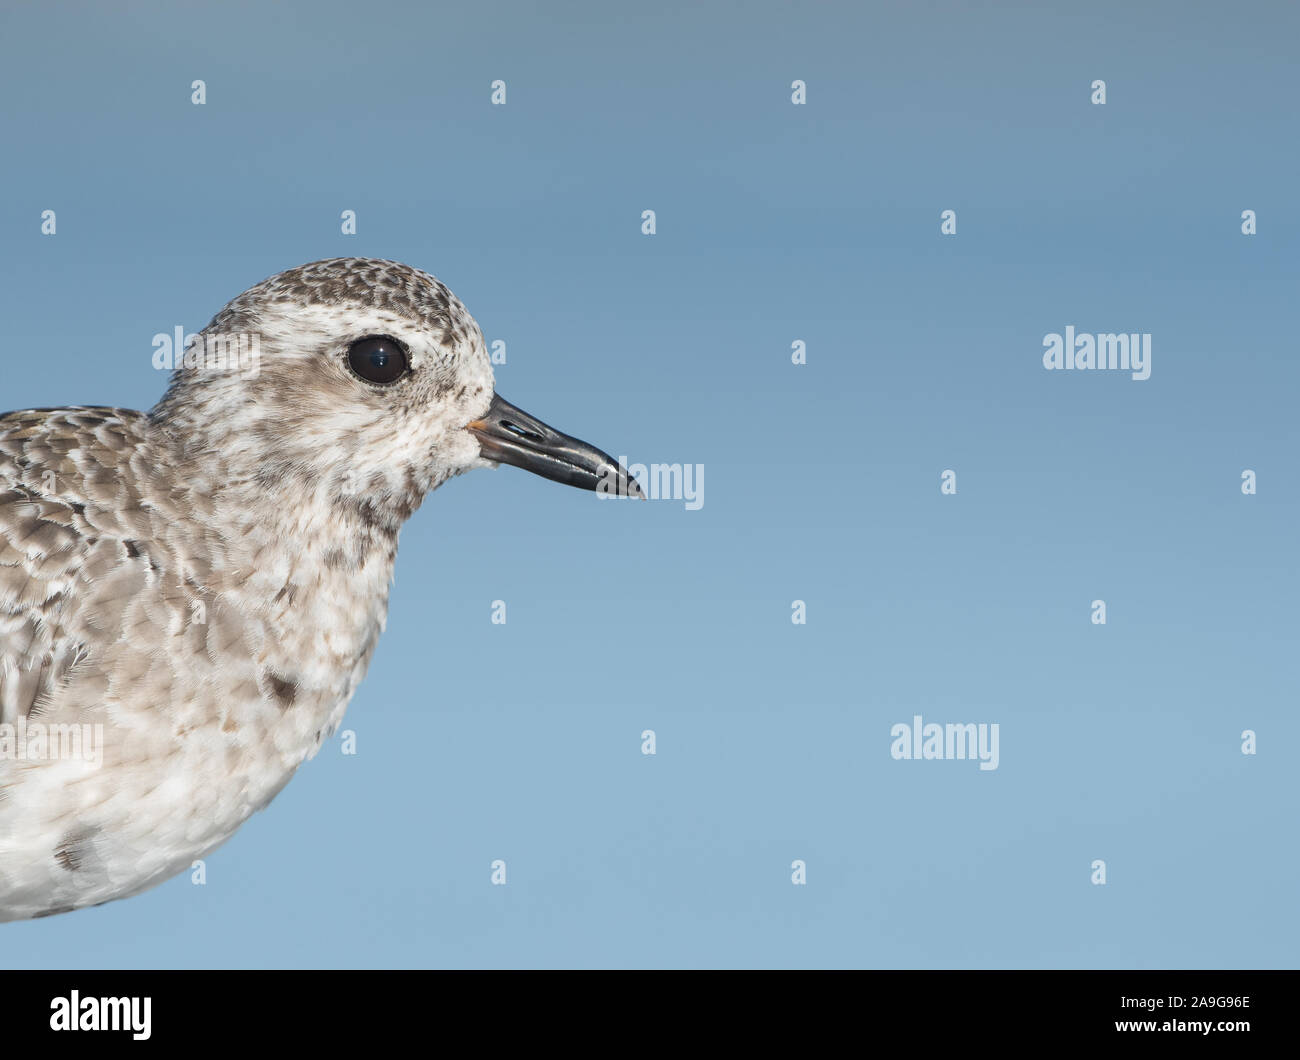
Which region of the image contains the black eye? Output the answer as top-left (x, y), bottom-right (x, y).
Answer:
top-left (347, 336), bottom-right (409, 385)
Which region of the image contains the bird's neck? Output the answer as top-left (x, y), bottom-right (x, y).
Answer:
top-left (152, 422), bottom-right (405, 674)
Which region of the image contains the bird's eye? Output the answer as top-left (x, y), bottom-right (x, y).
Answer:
top-left (347, 336), bottom-right (410, 385)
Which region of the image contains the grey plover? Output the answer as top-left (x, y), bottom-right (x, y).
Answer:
top-left (0, 258), bottom-right (641, 921)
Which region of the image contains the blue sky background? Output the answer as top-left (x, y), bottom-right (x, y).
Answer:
top-left (1, 0), bottom-right (1297, 967)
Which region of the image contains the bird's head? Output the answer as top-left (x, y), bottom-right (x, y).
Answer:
top-left (152, 258), bottom-right (642, 530)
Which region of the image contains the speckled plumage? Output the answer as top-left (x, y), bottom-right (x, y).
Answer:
top-left (0, 259), bottom-right (503, 921)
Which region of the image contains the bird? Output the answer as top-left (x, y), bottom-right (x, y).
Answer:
top-left (0, 257), bottom-right (642, 921)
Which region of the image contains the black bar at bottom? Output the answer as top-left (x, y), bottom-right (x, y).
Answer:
top-left (0, 969), bottom-right (1285, 1046)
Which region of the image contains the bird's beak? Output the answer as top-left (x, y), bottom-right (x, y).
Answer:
top-left (468, 393), bottom-right (645, 498)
